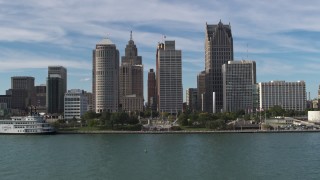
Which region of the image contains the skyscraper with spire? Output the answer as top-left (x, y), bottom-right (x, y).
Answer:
top-left (204, 21), bottom-right (233, 113)
top-left (119, 31), bottom-right (144, 112)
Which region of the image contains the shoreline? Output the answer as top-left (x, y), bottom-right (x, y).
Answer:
top-left (56, 129), bottom-right (320, 134)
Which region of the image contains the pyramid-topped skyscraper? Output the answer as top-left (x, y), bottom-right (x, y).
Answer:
top-left (204, 21), bottom-right (233, 113)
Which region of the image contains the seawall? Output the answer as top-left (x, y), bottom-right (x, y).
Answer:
top-left (57, 129), bottom-right (320, 134)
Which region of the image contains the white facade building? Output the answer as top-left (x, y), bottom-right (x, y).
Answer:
top-left (64, 89), bottom-right (88, 120)
top-left (222, 60), bottom-right (257, 113)
top-left (259, 81), bottom-right (306, 111)
top-left (308, 111), bottom-right (320, 123)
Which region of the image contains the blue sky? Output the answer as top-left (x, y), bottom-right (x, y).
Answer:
top-left (1, 0), bottom-right (320, 101)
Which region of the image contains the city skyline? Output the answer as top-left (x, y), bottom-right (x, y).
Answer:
top-left (1, 0), bottom-right (320, 101)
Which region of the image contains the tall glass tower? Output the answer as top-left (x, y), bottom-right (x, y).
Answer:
top-left (205, 21), bottom-right (233, 113)
top-left (47, 66), bottom-right (67, 114)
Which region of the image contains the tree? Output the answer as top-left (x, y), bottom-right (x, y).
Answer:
top-left (119, 112), bottom-right (129, 125)
top-left (244, 114), bottom-right (251, 121)
top-left (100, 111), bottom-right (111, 126)
top-left (161, 112), bottom-right (169, 120)
top-left (110, 113), bottom-right (120, 129)
top-left (178, 113), bottom-right (188, 126)
top-left (198, 112), bottom-right (211, 126)
top-left (82, 111), bottom-right (98, 120)
top-left (88, 119), bottom-right (98, 127)
top-left (205, 120), bottom-right (226, 130)
top-left (188, 113), bottom-right (198, 126)
top-left (269, 105), bottom-right (285, 117)
top-left (152, 111), bottom-right (159, 118)
top-left (127, 116), bottom-right (139, 125)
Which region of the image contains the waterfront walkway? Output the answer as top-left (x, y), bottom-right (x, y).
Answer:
top-left (57, 129), bottom-right (320, 134)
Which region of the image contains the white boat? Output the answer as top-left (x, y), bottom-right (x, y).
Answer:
top-left (0, 115), bottom-right (55, 134)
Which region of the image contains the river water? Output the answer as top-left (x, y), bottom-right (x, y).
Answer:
top-left (0, 133), bottom-right (319, 180)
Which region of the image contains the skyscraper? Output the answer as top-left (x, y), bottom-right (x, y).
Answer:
top-left (197, 71), bottom-right (206, 111)
top-left (222, 60), bottom-right (257, 113)
top-left (119, 32), bottom-right (144, 112)
top-left (93, 37), bottom-right (119, 113)
top-left (10, 76), bottom-right (35, 112)
top-left (148, 69), bottom-right (157, 111)
top-left (84, 92), bottom-right (94, 111)
top-left (156, 40), bottom-right (182, 114)
top-left (186, 88), bottom-right (198, 112)
top-left (47, 66), bottom-right (67, 114)
top-left (205, 21), bottom-right (233, 113)
top-left (35, 84), bottom-right (46, 113)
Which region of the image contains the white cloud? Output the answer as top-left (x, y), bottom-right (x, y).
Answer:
top-left (0, 49), bottom-right (90, 71)
top-left (80, 78), bottom-right (90, 82)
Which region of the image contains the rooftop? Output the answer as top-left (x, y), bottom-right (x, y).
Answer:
top-left (97, 37), bottom-right (114, 45)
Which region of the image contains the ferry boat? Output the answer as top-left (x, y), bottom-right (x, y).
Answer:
top-left (0, 115), bottom-right (55, 134)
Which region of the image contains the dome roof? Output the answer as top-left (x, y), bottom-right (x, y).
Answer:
top-left (97, 37), bottom-right (114, 45)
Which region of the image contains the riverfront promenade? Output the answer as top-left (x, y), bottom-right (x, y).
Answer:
top-left (57, 129), bottom-right (320, 134)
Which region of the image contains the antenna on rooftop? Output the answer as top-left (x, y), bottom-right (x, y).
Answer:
top-left (130, 30), bottom-right (133, 40)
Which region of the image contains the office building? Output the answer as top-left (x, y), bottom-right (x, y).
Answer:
top-left (35, 85), bottom-right (46, 112)
top-left (197, 71), bottom-right (206, 111)
top-left (156, 40), bottom-right (183, 114)
top-left (84, 92), bottom-right (94, 111)
top-left (119, 32), bottom-right (144, 112)
top-left (148, 69), bottom-right (157, 111)
top-left (0, 95), bottom-right (11, 110)
top-left (186, 88), bottom-right (198, 111)
top-left (64, 89), bottom-right (88, 120)
top-left (47, 66), bottom-right (67, 114)
top-left (93, 37), bottom-right (119, 113)
top-left (259, 81), bottom-right (306, 111)
top-left (10, 76), bottom-right (35, 111)
top-left (222, 60), bottom-right (256, 113)
top-left (205, 21), bottom-right (233, 113)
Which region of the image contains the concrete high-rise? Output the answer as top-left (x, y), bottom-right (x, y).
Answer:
top-left (259, 81), bottom-right (306, 111)
top-left (205, 21), bottom-right (233, 113)
top-left (84, 92), bottom-right (94, 111)
top-left (11, 76), bottom-right (35, 90)
top-left (156, 40), bottom-right (182, 114)
top-left (47, 66), bottom-right (67, 114)
top-left (35, 84), bottom-right (46, 113)
top-left (222, 60), bottom-right (257, 113)
top-left (186, 88), bottom-right (198, 112)
top-left (119, 32), bottom-right (144, 112)
top-left (197, 71), bottom-right (206, 111)
top-left (148, 69), bottom-right (156, 111)
top-left (93, 37), bottom-right (119, 113)
top-left (10, 76), bottom-right (35, 111)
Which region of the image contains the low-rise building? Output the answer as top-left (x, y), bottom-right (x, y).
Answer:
top-left (259, 81), bottom-right (306, 111)
top-left (308, 111), bottom-right (320, 123)
top-left (64, 89), bottom-right (88, 120)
